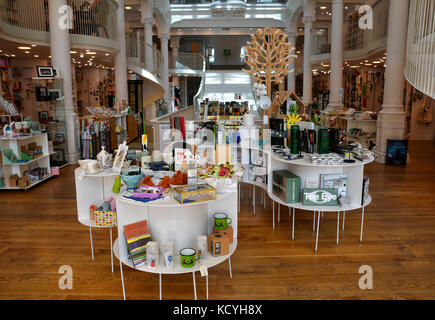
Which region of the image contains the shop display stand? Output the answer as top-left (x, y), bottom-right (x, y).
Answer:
top-left (74, 167), bottom-right (118, 272)
top-left (267, 151), bottom-right (373, 251)
top-left (113, 189), bottom-right (238, 300)
top-left (340, 116), bottom-right (377, 148)
top-left (0, 132), bottom-right (55, 190)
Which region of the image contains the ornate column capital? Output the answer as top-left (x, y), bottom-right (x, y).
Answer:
top-left (302, 15), bottom-right (315, 27)
top-left (141, 16), bottom-right (154, 26)
top-left (170, 36), bottom-right (181, 49)
top-left (159, 32), bottom-right (170, 41)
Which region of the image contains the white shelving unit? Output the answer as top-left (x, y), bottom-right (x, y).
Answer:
top-left (340, 116), bottom-right (377, 148)
top-left (0, 133), bottom-right (54, 190)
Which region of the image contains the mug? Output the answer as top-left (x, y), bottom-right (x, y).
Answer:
top-left (214, 213), bottom-right (232, 230)
top-left (180, 248), bottom-right (198, 268)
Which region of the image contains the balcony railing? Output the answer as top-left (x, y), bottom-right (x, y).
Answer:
top-left (170, 0), bottom-right (286, 4)
top-left (0, 0), bottom-right (118, 50)
top-left (126, 32), bottom-right (163, 78)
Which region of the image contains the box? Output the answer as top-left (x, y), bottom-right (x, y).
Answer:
top-left (272, 170), bottom-right (301, 203)
top-left (208, 233), bottom-right (229, 256)
top-left (94, 210), bottom-right (117, 227)
top-left (162, 241), bottom-right (175, 269)
top-left (213, 225), bottom-right (233, 244)
top-left (302, 188), bottom-right (339, 206)
top-left (18, 176), bottom-right (31, 189)
top-left (51, 166), bottom-right (60, 176)
top-left (248, 165), bottom-right (267, 184)
top-left (146, 241), bottom-right (159, 269)
top-left (197, 236), bottom-right (207, 260)
top-left (89, 205), bottom-right (97, 221)
top-left (173, 184), bottom-right (217, 204)
top-left (9, 174), bottom-right (20, 187)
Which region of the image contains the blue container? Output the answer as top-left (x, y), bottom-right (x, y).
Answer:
top-left (120, 169), bottom-right (143, 189)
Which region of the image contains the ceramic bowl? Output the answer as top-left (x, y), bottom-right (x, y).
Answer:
top-left (120, 169), bottom-right (143, 189)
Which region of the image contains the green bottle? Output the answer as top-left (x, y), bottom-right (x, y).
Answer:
top-left (112, 175), bottom-right (122, 194)
top-left (317, 129), bottom-right (330, 154)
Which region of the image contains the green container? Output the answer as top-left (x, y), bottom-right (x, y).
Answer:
top-left (213, 213), bottom-right (232, 230)
top-left (290, 125), bottom-right (300, 155)
top-left (302, 188), bottom-right (339, 206)
top-left (317, 129), bottom-right (330, 154)
top-left (272, 170), bottom-right (301, 203)
top-left (180, 248), bottom-right (198, 268)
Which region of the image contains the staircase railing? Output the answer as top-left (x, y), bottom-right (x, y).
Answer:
top-left (126, 32), bottom-right (163, 78)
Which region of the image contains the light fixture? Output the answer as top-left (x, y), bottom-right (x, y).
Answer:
top-left (18, 46), bottom-right (31, 50)
top-left (373, 61), bottom-right (381, 64)
top-left (86, 49), bottom-right (90, 52)
top-left (25, 51), bottom-right (30, 54)
top-left (80, 54), bottom-right (84, 58)
top-left (320, 6), bottom-right (327, 10)
top-left (125, 6), bottom-right (131, 9)
top-left (11, 54), bottom-right (15, 57)
top-left (105, 53), bottom-right (109, 56)
top-left (34, 55), bottom-right (39, 58)
top-left (86, 51), bottom-right (96, 55)
top-left (70, 51), bottom-right (77, 54)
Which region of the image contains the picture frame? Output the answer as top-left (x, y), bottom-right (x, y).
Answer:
top-left (38, 111), bottom-right (49, 124)
top-left (113, 141), bottom-right (129, 173)
top-left (36, 66), bottom-right (54, 78)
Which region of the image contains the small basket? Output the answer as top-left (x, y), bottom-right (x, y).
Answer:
top-left (94, 210), bottom-right (117, 227)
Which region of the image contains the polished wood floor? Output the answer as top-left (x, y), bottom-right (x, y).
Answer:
top-left (0, 141), bottom-right (434, 300)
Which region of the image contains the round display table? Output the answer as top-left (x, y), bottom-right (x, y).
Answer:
top-left (113, 187), bottom-right (238, 300)
top-left (267, 151), bottom-right (374, 251)
top-left (74, 167), bottom-right (118, 271)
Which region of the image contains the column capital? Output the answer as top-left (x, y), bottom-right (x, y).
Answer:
top-left (159, 33), bottom-right (170, 41)
top-left (302, 15), bottom-right (315, 26)
top-left (170, 36), bottom-right (181, 49)
top-left (142, 16), bottom-right (154, 26)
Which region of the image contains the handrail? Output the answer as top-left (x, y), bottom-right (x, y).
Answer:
top-left (0, 0), bottom-right (119, 49)
top-left (192, 54), bottom-right (207, 118)
top-left (126, 32), bottom-right (163, 78)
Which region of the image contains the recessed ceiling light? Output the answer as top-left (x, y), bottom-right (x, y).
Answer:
top-left (105, 53), bottom-right (109, 56)
top-left (31, 45), bottom-right (36, 47)
top-left (320, 6), bottom-right (327, 10)
top-left (86, 52), bottom-right (97, 55)
top-left (34, 55), bottom-right (39, 58)
top-left (11, 54), bottom-right (15, 57)
top-left (80, 54), bottom-right (84, 58)
top-left (125, 6), bottom-right (131, 9)
top-left (373, 61), bottom-right (381, 64)
top-left (25, 51), bottom-right (30, 54)
top-left (18, 46), bottom-right (31, 50)
top-left (86, 49), bottom-right (90, 52)
top-left (70, 51), bottom-right (77, 54)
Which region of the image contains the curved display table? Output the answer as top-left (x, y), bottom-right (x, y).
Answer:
top-left (266, 151), bottom-right (374, 251)
top-left (75, 168), bottom-right (118, 272)
top-left (113, 188), bottom-right (238, 300)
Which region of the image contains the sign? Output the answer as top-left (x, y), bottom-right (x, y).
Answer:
top-left (302, 188), bottom-right (339, 206)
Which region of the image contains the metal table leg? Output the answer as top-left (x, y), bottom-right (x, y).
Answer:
top-left (315, 211), bottom-right (321, 252)
top-left (159, 273), bottom-right (162, 300)
top-left (313, 211), bottom-right (316, 232)
top-left (89, 226), bottom-right (94, 261)
top-left (360, 207), bottom-right (365, 242)
top-left (110, 228), bottom-right (113, 273)
top-left (292, 207), bottom-right (295, 240)
top-left (119, 259), bottom-right (126, 300)
top-left (193, 271), bottom-right (197, 300)
top-left (228, 257), bottom-right (233, 279)
top-left (272, 200), bottom-right (275, 229)
top-left (342, 211), bottom-right (346, 230)
top-left (278, 203), bottom-right (280, 223)
top-left (206, 273), bottom-right (209, 300)
top-left (337, 211), bottom-right (340, 245)
top-left (253, 185), bottom-right (256, 216)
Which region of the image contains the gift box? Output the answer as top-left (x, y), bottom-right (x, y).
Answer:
top-left (272, 170), bottom-right (301, 203)
top-left (173, 184), bottom-right (216, 204)
top-left (94, 210), bottom-right (117, 227)
top-left (208, 233), bottom-right (229, 257)
top-left (212, 225), bottom-right (233, 244)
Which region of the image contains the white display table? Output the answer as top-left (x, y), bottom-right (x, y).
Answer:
top-left (267, 151), bottom-right (373, 251)
top-left (113, 187), bottom-right (238, 300)
top-left (74, 167), bottom-right (118, 272)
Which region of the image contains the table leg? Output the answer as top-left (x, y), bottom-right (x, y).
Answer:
top-left (253, 185), bottom-right (256, 216)
top-left (263, 190), bottom-right (266, 208)
top-left (89, 226), bottom-right (94, 261)
top-left (313, 211), bottom-right (316, 232)
top-left (337, 211), bottom-right (340, 245)
top-left (272, 200), bottom-right (275, 230)
top-left (342, 211), bottom-right (346, 230)
top-left (206, 273), bottom-right (209, 300)
top-left (193, 272), bottom-right (197, 300)
top-left (315, 211), bottom-right (321, 252)
top-left (238, 183), bottom-right (240, 214)
top-left (241, 183), bottom-right (244, 200)
top-left (360, 207), bottom-right (365, 242)
top-left (119, 259), bottom-right (126, 300)
top-left (278, 203), bottom-right (280, 223)
top-left (159, 273), bottom-right (162, 300)
top-left (292, 207), bottom-right (295, 240)
top-left (228, 257), bottom-right (233, 279)
top-left (110, 228), bottom-right (113, 273)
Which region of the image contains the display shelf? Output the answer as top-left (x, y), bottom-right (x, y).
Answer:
top-left (113, 238), bottom-right (236, 275)
top-left (270, 151), bottom-right (374, 167)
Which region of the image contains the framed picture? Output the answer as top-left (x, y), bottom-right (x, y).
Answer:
top-left (49, 89), bottom-right (61, 100)
top-left (38, 111), bottom-right (49, 124)
top-left (386, 139), bottom-right (408, 165)
top-left (113, 141), bottom-right (129, 173)
top-left (37, 66), bottom-right (54, 78)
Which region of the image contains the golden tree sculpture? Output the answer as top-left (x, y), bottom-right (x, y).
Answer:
top-left (242, 27), bottom-right (296, 106)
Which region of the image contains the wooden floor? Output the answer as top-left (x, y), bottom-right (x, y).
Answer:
top-left (0, 140), bottom-right (434, 300)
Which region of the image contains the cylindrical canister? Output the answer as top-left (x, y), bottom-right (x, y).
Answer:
top-left (317, 129), bottom-right (330, 154)
top-left (290, 125), bottom-right (300, 155)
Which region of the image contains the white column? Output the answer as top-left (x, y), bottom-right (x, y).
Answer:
top-left (287, 32), bottom-right (297, 93)
top-left (115, 0), bottom-right (128, 104)
top-left (48, 0), bottom-right (79, 163)
top-left (374, 0), bottom-right (409, 163)
top-left (141, 0), bottom-right (154, 72)
top-left (327, 0), bottom-right (344, 112)
top-left (170, 36), bottom-right (180, 69)
top-left (159, 32), bottom-right (170, 113)
top-left (302, 16), bottom-right (315, 105)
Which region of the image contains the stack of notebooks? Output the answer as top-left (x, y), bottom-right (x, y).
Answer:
top-left (124, 220), bottom-right (151, 268)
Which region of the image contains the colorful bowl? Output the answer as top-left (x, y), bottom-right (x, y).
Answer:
top-left (120, 169), bottom-right (143, 189)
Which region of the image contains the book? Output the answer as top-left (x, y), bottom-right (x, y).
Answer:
top-left (362, 176), bottom-right (370, 205)
top-left (320, 173), bottom-right (348, 198)
top-left (124, 220), bottom-right (151, 268)
top-left (386, 139), bottom-right (408, 165)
